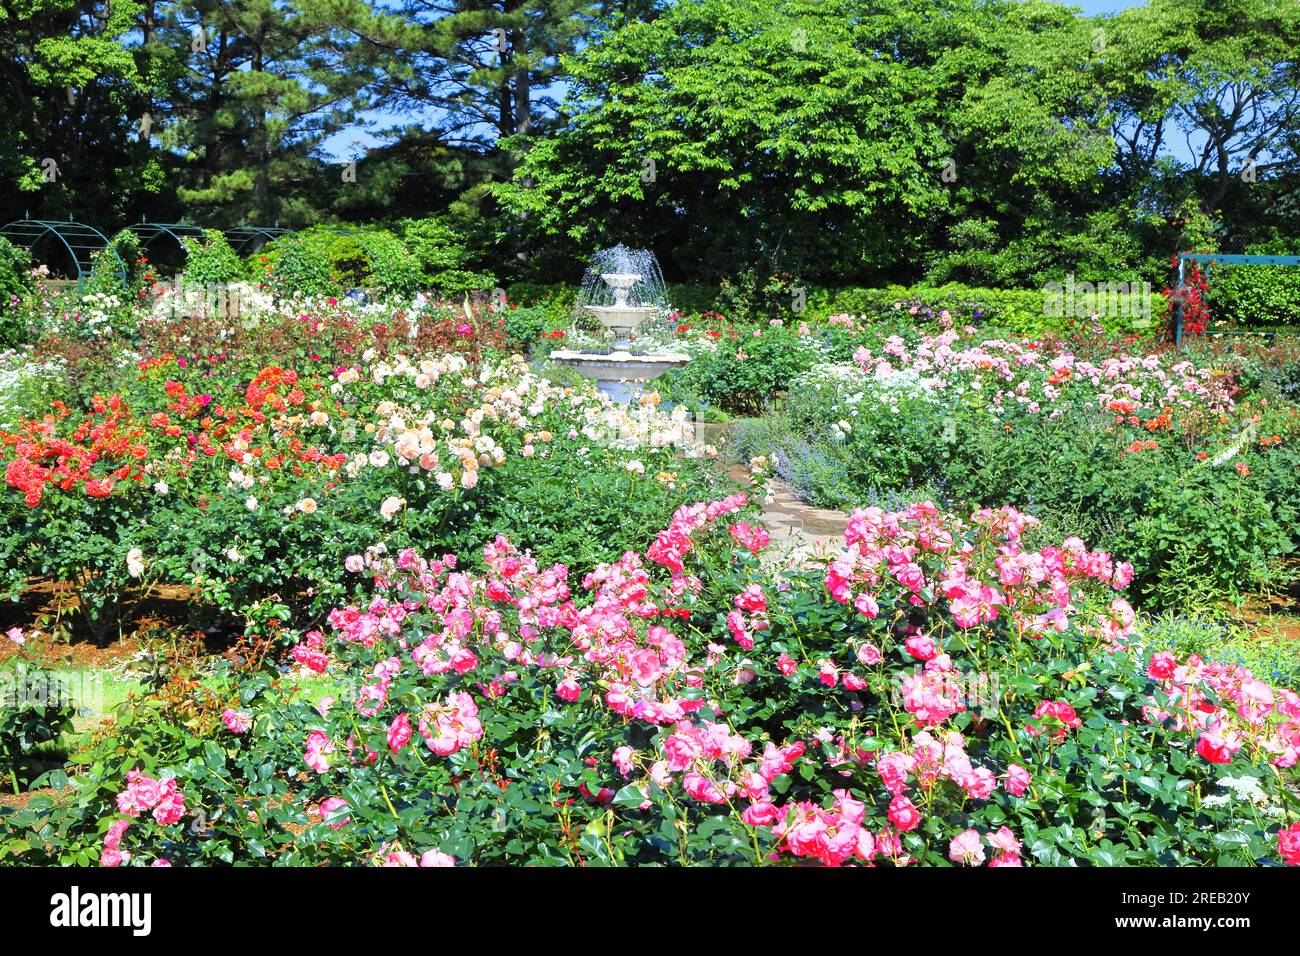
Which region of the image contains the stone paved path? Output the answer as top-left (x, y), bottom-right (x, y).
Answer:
top-left (727, 464), bottom-right (849, 557)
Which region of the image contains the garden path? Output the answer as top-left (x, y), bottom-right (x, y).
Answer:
top-left (726, 464), bottom-right (848, 555)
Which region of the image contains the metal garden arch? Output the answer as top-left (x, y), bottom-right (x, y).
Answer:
top-left (224, 225), bottom-right (291, 254)
top-left (127, 220), bottom-right (207, 258)
top-left (0, 218), bottom-right (127, 287)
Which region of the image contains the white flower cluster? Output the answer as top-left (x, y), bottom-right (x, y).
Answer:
top-left (328, 353), bottom-right (711, 496)
top-left (1201, 774), bottom-right (1284, 816)
top-left (0, 351), bottom-right (68, 430)
top-left (77, 291), bottom-right (126, 337)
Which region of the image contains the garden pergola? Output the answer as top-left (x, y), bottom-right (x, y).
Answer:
top-left (0, 217), bottom-right (127, 287)
top-left (1174, 252), bottom-right (1300, 345)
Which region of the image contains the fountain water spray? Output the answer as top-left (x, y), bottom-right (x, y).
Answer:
top-left (573, 245), bottom-right (670, 347)
top-left (551, 246), bottom-right (690, 402)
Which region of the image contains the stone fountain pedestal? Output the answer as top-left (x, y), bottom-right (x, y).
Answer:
top-left (550, 348), bottom-right (690, 403)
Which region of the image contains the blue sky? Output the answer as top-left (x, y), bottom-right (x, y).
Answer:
top-left (1077, 0), bottom-right (1143, 13)
top-left (320, 0), bottom-right (1150, 162)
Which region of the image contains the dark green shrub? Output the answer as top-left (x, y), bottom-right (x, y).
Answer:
top-left (181, 230), bottom-right (246, 285)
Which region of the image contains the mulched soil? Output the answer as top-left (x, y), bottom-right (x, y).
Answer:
top-left (0, 578), bottom-right (243, 667)
top-left (0, 786), bottom-right (72, 812)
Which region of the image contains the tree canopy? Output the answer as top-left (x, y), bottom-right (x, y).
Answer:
top-left (0, 0), bottom-right (1297, 286)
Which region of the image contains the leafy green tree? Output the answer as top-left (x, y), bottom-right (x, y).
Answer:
top-left (0, 0), bottom-right (160, 224)
top-left (156, 0), bottom-right (375, 225)
top-left (497, 0), bottom-right (1131, 286)
top-left (401, 215), bottom-right (498, 293)
top-left (1100, 0), bottom-right (1300, 217)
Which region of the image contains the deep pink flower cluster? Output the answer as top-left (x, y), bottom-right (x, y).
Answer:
top-left (877, 729), bottom-right (1002, 804)
top-left (726, 583), bottom-right (770, 649)
top-left (1143, 652), bottom-right (1300, 769)
top-left (298, 494), bottom-right (1297, 867)
top-left (100, 769), bottom-right (188, 867)
top-left (646, 492), bottom-right (749, 576)
top-left (728, 521), bottom-right (770, 556)
top-left (638, 721), bottom-right (807, 812)
top-left (770, 790), bottom-right (897, 866)
top-left (827, 502), bottom-right (1133, 644)
top-left (292, 629), bottom-right (330, 672)
top-left (115, 768), bottom-right (187, 824)
top-left (1025, 700), bottom-right (1083, 741)
top-left (416, 691), bottom-right (484, 756)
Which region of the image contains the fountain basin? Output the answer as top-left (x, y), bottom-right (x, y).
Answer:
top-left (585, 304), bottom-right (660, 335)
top-left (551, 348), bottom-right (690, 403)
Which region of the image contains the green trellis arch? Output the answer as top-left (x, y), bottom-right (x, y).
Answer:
top-left (0, 218), bottom-right (127, 287)
top-left (127, 220), bottom-right (208, 259)
top-left (224, 225), bottom-right (291, 254)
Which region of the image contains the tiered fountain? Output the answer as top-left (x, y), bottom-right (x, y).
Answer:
top-left (550, 246), bottom-right (690, 403)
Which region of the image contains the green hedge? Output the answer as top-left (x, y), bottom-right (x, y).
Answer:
top-left (0, 237), bottom-right (35, 348)
top-left (506, 281), bottom-right (718, 315)
top-left (1209, 240), bottom-right (1300, 328)
top-left (508, 281), bottom-right (1152, 337)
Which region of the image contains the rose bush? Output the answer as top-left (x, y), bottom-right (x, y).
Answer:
top-left (6, 496), bottom-right (1296, 866)
top-left (739, 328), bottom-right (1300, 610)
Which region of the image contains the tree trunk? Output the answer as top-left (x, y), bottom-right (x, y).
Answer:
top-left (512, 28), bottom-right (530, 137)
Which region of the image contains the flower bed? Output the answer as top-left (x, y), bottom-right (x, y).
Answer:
top-left (5, 497), bottom-right (1296, 866)
top-left (736, 329), bottom-right (1300, 610)
top-left (0, 331), bottom-right (727, 637)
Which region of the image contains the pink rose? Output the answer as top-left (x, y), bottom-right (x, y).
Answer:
top-left (1146, 651), bottom-right (1177, 681)
top-left (854, 593), bottom-right (879, 618)
top-left (1003, 763), bottom-right (1031, 797)
top-left (904, 634), bottom-right (937, 662)
top-left (305, 730), bottom-right (335, 773)
top-left (387, 712), bottom-right (412, 753)
top-left (1279, 822), bottom-right (1300, 866)
top-left (320, 796), bottom-right (350, 830)
top-left (1196, 726), bottom-right (1241, 765)
top-left (152, 781), bottom-right (186, 826)
top-left (629, 649), bottom-right (662, 687)
top-left (851, 644), bottom-right (880, 669)
top-left (887, 794), bottom-right (922, 832)
top-left (221, 708), bottom-right (252, 734)
top-left (613, 746), bottom-right (636, 777)
top-left (948, 828), bottom-right (986, 866)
